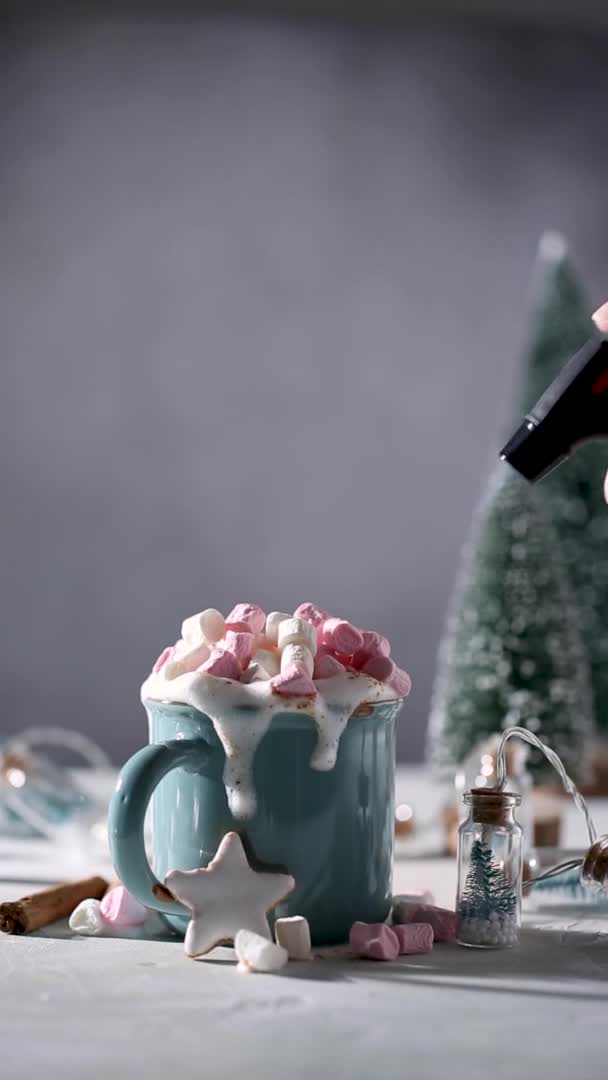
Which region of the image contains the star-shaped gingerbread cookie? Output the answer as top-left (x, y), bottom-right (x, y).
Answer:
top-left (165, 832), bottom-right (295, 958)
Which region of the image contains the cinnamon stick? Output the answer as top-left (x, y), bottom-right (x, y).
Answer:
top-left (0, 875), bottom-right (109, 935)
top-left (152, 882), bottom-right (176, 903)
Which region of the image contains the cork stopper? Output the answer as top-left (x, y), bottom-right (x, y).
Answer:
top-left (581, 835), bottom-right (608, 892)
top-left (464, 788), bottom-right (521, 827)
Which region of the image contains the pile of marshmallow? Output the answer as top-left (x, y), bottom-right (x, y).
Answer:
top-left (153, 602), bottom-right (411, 699)
top-left (69, 885), bottom-right (148, 936)
top-left (67, 881), bottom-right (456, 969)
top-left (350, 896), bottom-right (457, 961)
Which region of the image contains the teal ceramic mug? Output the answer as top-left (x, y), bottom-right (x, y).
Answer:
top-left (108, 696), bottom-right (403, 945)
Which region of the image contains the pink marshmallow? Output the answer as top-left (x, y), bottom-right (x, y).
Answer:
top-left (293, 603), bottom-right (331, 628)
top-left (152, 645), bottom-right (174, 674)
top-left (271, 666), bottom-right (318, 697)
top-left (100, 886), bottom-right (147, 928)
top-left (320, 618), bottom-right (364, 656)
top-left (225, 604), bottom-right (266, 635)
top-left (200, 648), bottom-right (243, 680)
top-left (222, 630), bottom-right (256, 668)
top-left (351, 651), bottom-right (373, 671)
top-left (351, 631), bottom-right (391, 670)
top-left (392, 890), bottom-right (435, 908)
top-left (360, 655), bottom-right (393, 681)
top-left (335, 654), bottom-right (355, 668)
top-left (361, 656), bottom-right (412, 698)
top-left (393, 922), bottom-right (434, 955)
top-left (389, 666), bottom-right (412, 698)
top-left (394, 904), bottom-right (456, 943)
top-left (349, 922), bottom-right (399, 961)
top-left (362, 630), bottom-right (391, 657)
top-left (319, 646), bottom-right (356, 670)
top-left (313, 653), bottom-right (346, 679)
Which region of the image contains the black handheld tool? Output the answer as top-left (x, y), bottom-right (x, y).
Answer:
top-left (501, 333), bottom-right (608, 482)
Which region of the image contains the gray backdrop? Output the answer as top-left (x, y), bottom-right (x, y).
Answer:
top-left (3, 13), bottom-right (608, 763)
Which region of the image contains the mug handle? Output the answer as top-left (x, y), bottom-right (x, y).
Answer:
top-left (108, 738), bottom-right (211, 916)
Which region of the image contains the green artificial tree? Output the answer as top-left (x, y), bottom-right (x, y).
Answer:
top-left (516, 233), bottom-right (608, 734)
top-left (428, 465), bottom-right (593, 780)
top-left (459, 840), bottom-right (517, 921)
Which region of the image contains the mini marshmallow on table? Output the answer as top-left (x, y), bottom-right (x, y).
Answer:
top-left (235, 930), bottom-right (288, 974)
top-left (392, 923), bottom-right (434, 955)
top-left (101, 886), bottom-right (147, 928)
top-left (350, 920), bottom-right (434, 960)
top-left (392, 901), bottom-right (456, 943)
top-left (274, 916), bottom-right (312, 960)
top-left (392, 891), bottom-right (434, 911)
top-left (69, 899), bottom-right (107, 937)
top-left (350, 922), bottom-right (400, 962)
top-left (69, 886), bottom-right (148, 937)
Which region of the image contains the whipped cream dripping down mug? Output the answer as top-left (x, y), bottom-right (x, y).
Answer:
top-left (108, 696), bottom-right (403, 945)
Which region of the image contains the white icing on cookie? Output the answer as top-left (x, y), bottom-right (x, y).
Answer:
top-left (165, 832), bottom-right (294, 958)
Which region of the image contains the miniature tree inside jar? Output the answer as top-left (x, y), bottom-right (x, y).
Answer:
top-left (456, 789), bottom-right (522, 948)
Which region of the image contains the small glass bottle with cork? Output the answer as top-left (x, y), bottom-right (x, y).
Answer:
top-left (456, 788), bottom-right (522, 948)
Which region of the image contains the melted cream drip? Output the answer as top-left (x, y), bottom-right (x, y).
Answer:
top-left (141, 669), bottom-right (396, 820)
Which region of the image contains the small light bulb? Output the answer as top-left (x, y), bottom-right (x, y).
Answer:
top-left (6, 767), bottom-right (26, 789)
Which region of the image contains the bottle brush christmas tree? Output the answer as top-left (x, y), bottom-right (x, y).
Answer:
top-left (429, 465), bottom-right (593, 780)
top-left (516, 232), bottom-right (608, 736)
top-left (459, 839), bottom-right (517, 921)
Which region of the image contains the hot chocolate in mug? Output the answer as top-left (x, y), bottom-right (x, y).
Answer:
top-left (108, 696), bottom-right (403, 945)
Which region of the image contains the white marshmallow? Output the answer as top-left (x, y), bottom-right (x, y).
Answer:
top-left (265, 612), bottom-right (291, 644)
top-left (278, 618), bottom-right (317, 656)
top-left (240, 648), bottom-right (280, 683)
top-left (281, 643), bottom-right (314, 677)
top-left (252, 648), bottom-right (281, 677)
top-left (181, 613), bottom-right (205, 645)
top-left (274, 916), bottom-right (311, 960)
top-left (69, 899), bottom-right (107, 936)
top-left (181, 609), bottom-right (225, 646)
top-left (172, 638), bottom-right (188, 659)
top-left (235, 929), bottom-right (288, 973)
top-left (240, 663), bottom-right (271, 684)
top-left (164, 641), bottom-right (211, 680)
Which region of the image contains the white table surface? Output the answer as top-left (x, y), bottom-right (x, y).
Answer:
top-left (2, 768), bottom-right (608, 1080)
